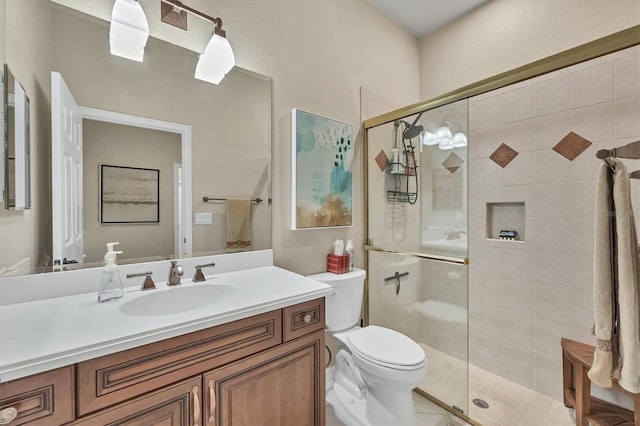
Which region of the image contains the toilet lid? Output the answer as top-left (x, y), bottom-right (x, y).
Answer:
top-left (347, 325), bottom-right (425, 368)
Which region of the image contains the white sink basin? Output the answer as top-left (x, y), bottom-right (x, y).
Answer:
top-left (120, 284), bottom-right (240, 317)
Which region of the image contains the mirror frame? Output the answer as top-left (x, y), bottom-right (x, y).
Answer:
top-left (3, 64), bottom-right (31, 210)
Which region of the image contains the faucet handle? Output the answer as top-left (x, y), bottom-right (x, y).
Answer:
top-left (192, 262), bottom-right (216, 282)
top-left (127, 271), bottom-right (155, 290)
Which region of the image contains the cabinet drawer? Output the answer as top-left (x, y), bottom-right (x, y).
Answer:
top-left (76, 310), bottom-right (281, 416)
top-left (0, 366), bottom-right (74, 426)
top-left (71, 376), bottom-right (202, 426)
top-left (283, 298), bottom-right (325, 342)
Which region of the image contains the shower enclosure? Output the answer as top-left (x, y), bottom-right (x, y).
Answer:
top-left (363, 25), bottom-right (639, 426)
top-left (364, 99), bottom-right (471, 419)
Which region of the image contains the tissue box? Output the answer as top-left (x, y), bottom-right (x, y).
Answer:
top-left (327, 254), bottom-right (350, 274)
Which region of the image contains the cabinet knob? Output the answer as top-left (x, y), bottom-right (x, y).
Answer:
top-left (303, 314), bottom-right (312, 324)
top-left (0, 407), bottom-right (18, 424)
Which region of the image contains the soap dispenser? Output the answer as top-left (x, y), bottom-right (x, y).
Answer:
top-left (98, 242), bottom-right (124, 303)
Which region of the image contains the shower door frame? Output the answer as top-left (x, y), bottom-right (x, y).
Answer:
top-left (362, 25), bottom-right (640, 424)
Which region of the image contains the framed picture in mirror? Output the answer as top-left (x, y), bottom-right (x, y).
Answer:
top-left (100, 164), bottom-right (159, 224)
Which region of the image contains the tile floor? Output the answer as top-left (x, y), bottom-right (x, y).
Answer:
top-left (419, 344), bottom-right (575, 426)
top-left (326, 392), bottom-right (472, 426)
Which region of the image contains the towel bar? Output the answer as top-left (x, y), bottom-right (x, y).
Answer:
top-left (202, 197), bottom-right (271, 204)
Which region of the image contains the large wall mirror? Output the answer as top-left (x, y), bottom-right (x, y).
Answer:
top-left (0, 0), bottom-right (272, 277)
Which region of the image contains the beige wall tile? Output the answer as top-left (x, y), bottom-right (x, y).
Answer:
top-left (535, 318), bottom-right (573, 358)
top-left (571, 254), bottom-right (594, 294)
top-left (476, 158), bottom-right (504, 187)
top-left (615, 95), bottom-right (640, 139)
top-left (504, 151), bottom-right (535, 186)
top-left (572, 218), bottom-right (595, 256)
top-left (572, 181), bottom-right (597, 218)
top-left (534, 353), bottom-right (564, 401)
top-left (503, 310), bottom-right (535, 349)
top-left (504, 344), bottom-right (536, 384)
top-left (571, 62), bottom-right (614, 108)
top-left (535, 149), bottom-right (571, 184)
top-left (535, 286), bottom-right (574, 327)
top-left (470, 86), bottom-right (535, 131)
top-left (531, 218), bottom-right (572, 253)
top-left (535, 110), bottom-right (572, 150)
top-left (572, 101), bottom-right (615, 143)
top-left (614, 53), bottom-right (640, 99)
top-left (535, 251), bottom-right (572, 289)
top-left (571, 141), bottom-right (610, 182)
top-left (535, 75), bottom-right (571, 116)
top-left (534, 183), bottom-right (572, 218)
top-left (572, 290), bottom-right (594, 331)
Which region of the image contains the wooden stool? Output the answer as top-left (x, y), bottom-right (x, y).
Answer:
top-left (561, 338), bottom-right (640, 425)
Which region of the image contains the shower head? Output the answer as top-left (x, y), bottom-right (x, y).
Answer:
top-left (402, 122), bottom-right (423, 140)
top-left (401, 111), bottom-right (424, 140)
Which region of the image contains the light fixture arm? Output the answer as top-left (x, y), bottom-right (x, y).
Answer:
top-left (160, 0), bottom-right (227, 36)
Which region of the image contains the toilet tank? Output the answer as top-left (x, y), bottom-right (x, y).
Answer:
top-left (307, 268), bottom-right (366, 332)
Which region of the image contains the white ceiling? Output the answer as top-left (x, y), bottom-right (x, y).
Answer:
top-left (368, 0), bottom-right (488, 37)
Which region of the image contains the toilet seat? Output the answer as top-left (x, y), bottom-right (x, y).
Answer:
top-left (347, 325), bottom-right (426, 371)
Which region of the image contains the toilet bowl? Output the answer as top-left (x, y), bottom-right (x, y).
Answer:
top-left (308, 269), bottom-right (427, 426)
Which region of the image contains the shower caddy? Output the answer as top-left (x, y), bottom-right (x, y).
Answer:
top-left (387, 121), bottom-right (418, 204)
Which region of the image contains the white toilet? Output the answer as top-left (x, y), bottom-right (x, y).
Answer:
top-left (308, 268), bottom-right (427, 426)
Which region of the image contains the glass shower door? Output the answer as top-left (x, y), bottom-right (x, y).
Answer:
top-left (364, 99), bottom-right (470, 418)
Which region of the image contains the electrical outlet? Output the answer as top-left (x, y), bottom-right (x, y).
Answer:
top-left (195, 212), bottom-right (213, 225)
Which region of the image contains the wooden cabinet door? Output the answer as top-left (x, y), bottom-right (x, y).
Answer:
top-left (204, 332), bottom-right (325, 426)
top-left (71, 377), bottom-right (203, 426)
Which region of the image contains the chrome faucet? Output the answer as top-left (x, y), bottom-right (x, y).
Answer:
top-left (446, 230), bottom-right (467, 240)
top-left (126, 271), bottom-right (156, 291)
top-left (192, 262), bottom-right (216, 282)
top-left (167, 261), bottom-right (184, 286)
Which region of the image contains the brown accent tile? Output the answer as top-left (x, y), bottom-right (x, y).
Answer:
top-left (375, 150), bottom-right (389, 172)
top-left (442, 152), bottom-right (464, 174)
top-left (490, 143), bottom-right (519, 168)
top-left (553, 131), bottom-right (592, 161)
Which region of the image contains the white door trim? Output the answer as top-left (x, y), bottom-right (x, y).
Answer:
top-left (80, 106), bottom-right (193, 256)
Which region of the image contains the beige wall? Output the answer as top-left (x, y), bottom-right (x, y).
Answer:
top-left (419, 0), bottom-right (640, 100)
top-left (0, 0), bottom-right (53, 272)
top-left (82, 120), bottom-right (181, 263)
top-left (209, 0), bottom-right (421, 274)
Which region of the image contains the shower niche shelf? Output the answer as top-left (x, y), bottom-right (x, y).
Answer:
top-left (386, 162), bottom-right (417, 204)
top-left (486, 202), bottom-right (525, 241)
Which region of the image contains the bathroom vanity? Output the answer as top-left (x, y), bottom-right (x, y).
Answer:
top-left (0, 251), bottom-right (331, 425)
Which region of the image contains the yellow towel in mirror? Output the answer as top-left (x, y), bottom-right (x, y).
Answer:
top-left (226, 199), bottom-right (251, 249)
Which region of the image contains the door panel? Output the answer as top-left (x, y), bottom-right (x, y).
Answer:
top-left (51, 71), bottom-right (83, 266)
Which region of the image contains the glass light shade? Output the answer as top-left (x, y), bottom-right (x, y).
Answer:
top-left (195, 34), bottom-right (236, 85)
top-left (452, 132), bottom-right (468, 148)
top-left (109, 0), bottom-right (149, 62)
top-left (439, 137), bottom-right (454, 150)
top-left (420, 130), bottom-right (438, 146)
top-left (436, 126), bottom-right (453, 140)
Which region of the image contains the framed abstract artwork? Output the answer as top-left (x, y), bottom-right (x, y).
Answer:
top-left (100, 164), bottom-right (159, 223)
top-left (291, 108), bottom-right (353, 229)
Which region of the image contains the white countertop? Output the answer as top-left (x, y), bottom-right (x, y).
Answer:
top-left (0, 264), bottom-right (332, 383)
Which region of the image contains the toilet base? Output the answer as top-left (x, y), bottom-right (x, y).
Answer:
top-left (326, 383), bottom-right (367, 426)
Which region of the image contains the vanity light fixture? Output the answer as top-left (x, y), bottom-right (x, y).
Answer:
top-left (109, 0), bottom-right (149, 62)
top-left (419, 123), bottom-right (468, 151)
top-left (160, 0), bottom-right (235, 85)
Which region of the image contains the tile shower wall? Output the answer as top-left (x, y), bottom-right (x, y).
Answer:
top-left (468, 45), bottom-right (640, 400)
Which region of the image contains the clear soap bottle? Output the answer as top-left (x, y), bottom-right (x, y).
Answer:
top-left (98, 242), bottom-right (124, 303)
